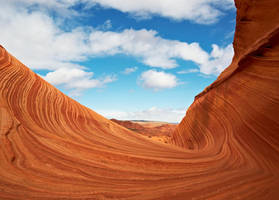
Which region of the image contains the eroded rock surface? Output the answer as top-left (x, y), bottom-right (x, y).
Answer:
top-left (0, 0), bottom-right (279, 199)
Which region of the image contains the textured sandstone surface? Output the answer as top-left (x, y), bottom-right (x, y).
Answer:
top-left (0, 0), bottom-right (279, 199)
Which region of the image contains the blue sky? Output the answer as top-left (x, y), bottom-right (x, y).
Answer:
top-left (0, 0), bottom-right (236, 122)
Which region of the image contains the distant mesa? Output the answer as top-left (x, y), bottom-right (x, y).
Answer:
top-left (1, 0), bottom-right (279, 199)
top-left (111, 119), bottom-right (177, 143)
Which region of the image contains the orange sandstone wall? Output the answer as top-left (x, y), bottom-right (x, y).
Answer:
top-left (171, 0), bottom-right (279, 152)
top-left (0, 0), bottom-right (279, 199)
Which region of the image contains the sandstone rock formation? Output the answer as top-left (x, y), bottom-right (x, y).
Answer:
top-left (110, 119), bottom-right (176, 137)
top-left (0, 0), bottom-right (279, 199)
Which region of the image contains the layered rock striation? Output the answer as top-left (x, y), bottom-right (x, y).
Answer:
top-left (0, 0), bottom-right (279, 199)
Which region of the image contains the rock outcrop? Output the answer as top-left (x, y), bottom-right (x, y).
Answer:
top-left (0, 0), bottom-right (279, 199)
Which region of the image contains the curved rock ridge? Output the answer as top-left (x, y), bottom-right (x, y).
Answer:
top-left (169, 0), bottom-right (279, 197)
top-left (195, 0), bottom-right (279, 98)
top-left (0, 0), bottom-right (279, 199)
top-left (171, 0), bottom-right (279, 149)
top-left (0, 45), bottom-right (191, 200)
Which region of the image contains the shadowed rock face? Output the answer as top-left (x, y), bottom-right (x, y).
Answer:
top-left (0, 0), bottom-right (279, 199)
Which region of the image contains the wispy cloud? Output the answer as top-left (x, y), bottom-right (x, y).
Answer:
top-left (177, 68), bottom-right (199, 74)
top-left (97, 19), bottom-right (112, 30)
top-left (225, 30), bottom-right (235, 39)
top-left (122, 67), bottom-right (138, 74)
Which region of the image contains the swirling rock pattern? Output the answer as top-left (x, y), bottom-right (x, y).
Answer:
top-left (0, 0), bottom-right (279, 199)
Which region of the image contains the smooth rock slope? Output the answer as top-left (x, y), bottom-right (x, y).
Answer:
top-left (0, 0), bottom-right (279, 199)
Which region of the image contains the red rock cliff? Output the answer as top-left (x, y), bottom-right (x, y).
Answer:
top-left (0, 0), bottom-right (279, 199)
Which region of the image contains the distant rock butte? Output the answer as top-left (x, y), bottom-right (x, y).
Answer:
top-left (110, 119), bottom-right (176, 136)
top-left (110, 119), bottom-right (177, 143)
top-left (1, 0), bottom-right (279, 199)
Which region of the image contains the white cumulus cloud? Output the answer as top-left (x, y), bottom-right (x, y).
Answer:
top-left (86, 0), bottom-right (235, 24)
top-left (4, 0), bottom-right (235, 24)
top-left (41, 68), bottom-right (116, 96)
top-left (139, 70), bottom-right (179, 90)
top-left (88, 29), bottom-right (210, 69)
top-left (0, 2), bottom-right (90, 70)
top-left (200, 44), bottom-right (234, 75)
top-left (0, 2), bottom-right (232, 74)
top-left (0, 0), bottom-right (234, 94)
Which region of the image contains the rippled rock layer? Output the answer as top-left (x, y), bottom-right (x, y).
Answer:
top-left (0, 0), bottom-right (279, 199)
